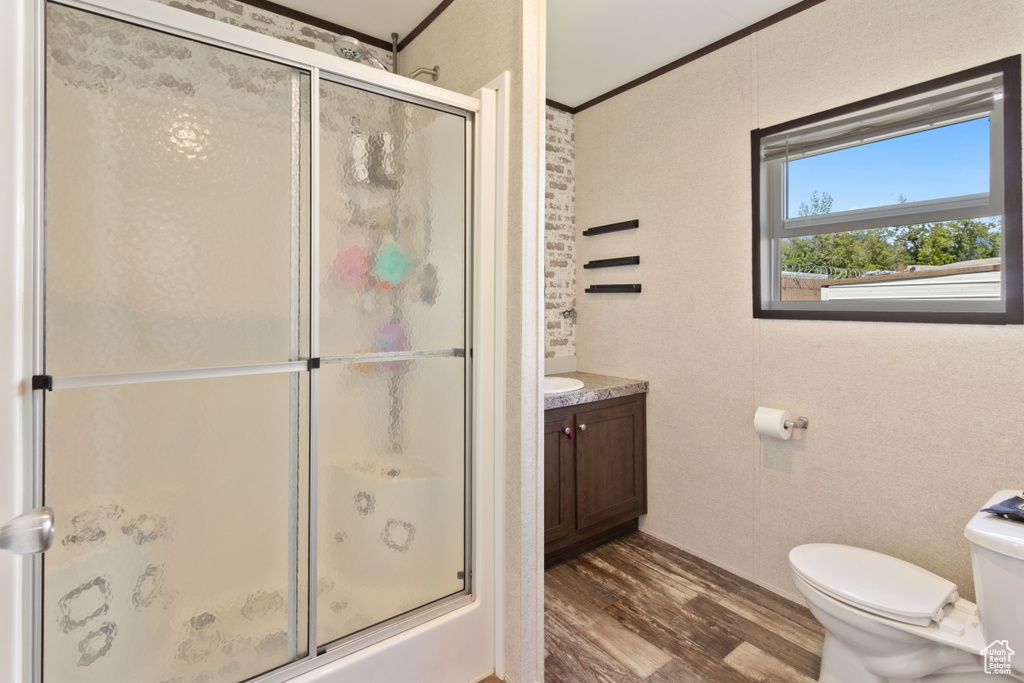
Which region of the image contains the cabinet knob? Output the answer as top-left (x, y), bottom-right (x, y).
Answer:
top-left (579, 424), bottom-right (586, 431)
top-left (563, 427), bottom-right (573, 439)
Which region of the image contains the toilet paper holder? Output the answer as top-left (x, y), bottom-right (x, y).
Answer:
top-left (787, 417), bottom-right (809, 429)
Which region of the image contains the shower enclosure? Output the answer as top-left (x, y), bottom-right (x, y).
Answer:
top-left (18, 1), bottom-right (499, 681)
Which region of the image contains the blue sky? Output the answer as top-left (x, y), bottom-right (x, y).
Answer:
top-left (786, 117), bottom-right (990, 216)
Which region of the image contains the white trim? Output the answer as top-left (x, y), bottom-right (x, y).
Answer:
top-left (525, 0), bottom-right (547, 678)
top-left (990, 95), bottom-right (1006, 235)
top-left (481, 70), bottom-right (511, 681)
top-left (249, 594), bottom-right (478, 683)
top-left (768, 298), bottom-right (1004, 313)
top-left (0, 0), bottom-right (37, 681)
top-left (780, 193), bottom-right (995, 237)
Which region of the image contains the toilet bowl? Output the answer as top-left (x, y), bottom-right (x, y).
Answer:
top-left (790, 490), bottom-right (1024, 683)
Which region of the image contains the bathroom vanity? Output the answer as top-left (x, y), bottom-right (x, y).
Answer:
top-left (543, 373), bottom-right (648, 567)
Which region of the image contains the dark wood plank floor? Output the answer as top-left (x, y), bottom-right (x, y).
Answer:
top-left (544, 532), bottom-right (825, 682)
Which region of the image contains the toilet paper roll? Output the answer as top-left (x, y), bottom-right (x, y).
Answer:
top-left (754, 407), bottom-right (793, 440)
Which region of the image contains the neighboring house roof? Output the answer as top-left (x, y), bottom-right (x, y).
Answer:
top-left (819, 258), bottom-right (1001, 302)
top-left (821, 258), bottom-right (1000, 288)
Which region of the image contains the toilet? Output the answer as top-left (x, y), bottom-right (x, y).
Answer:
top-left (790, 490), bottom-right (1024, 682)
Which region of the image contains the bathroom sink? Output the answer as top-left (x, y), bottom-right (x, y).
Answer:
top-left (543, 377), bottom-right (584, 395)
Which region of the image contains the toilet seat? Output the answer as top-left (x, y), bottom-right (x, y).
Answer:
top-left (790, 544), bottom-right (958, 627)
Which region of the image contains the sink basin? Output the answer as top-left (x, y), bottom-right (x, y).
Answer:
top-left (543, 377), bottom-right (584, 395)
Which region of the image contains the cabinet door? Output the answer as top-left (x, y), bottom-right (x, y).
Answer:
top-left (575, 397), bottom-right (646, 534)
top-left (544, 413), bottom-right (575, 545)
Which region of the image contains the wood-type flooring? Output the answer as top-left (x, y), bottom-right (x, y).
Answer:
top-left (543, 532), bottom-right (825, 682)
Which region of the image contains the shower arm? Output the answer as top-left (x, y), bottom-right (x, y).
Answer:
top-left (391, 32), bottom-right (399, 74)
top-left (408, 66), bottom-right (440, 82)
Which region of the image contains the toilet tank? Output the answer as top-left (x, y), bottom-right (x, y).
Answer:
top-left (964, 489), bottom-right (1024, 670)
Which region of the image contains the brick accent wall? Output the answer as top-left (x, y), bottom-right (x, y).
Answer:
top-left (545, 106), bottom-right (576, 359)
top-left (151, 0), bottom-right (395, 70)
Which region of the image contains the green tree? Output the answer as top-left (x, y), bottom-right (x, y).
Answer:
top-left (797, 190), bottom-right (834, 217)
top-left (784, 191), bottom-right (904, 272)
top-left (892, 219), bottom-right (1000, 265)
top-left (781, 190), bottom-right (1001, 274)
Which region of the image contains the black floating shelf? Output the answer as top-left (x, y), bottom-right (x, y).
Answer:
top-left (584, 255), bottom-right (640, 269)
top-left (582, 219), bottom-right (639, 236)
top-left (585, 284), bottom-right (642, 294)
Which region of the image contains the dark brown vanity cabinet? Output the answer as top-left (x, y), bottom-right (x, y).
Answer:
top-left (544, 393), bottom-right (647, 567)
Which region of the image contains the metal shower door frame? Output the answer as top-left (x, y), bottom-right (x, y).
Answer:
top-left (26, 1), bottom-right (494, 682)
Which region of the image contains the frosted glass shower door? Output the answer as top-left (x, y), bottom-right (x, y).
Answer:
top-left (38, 2), bottom-right (476, 677)
top-left (316, 78), bottom-right (469, 647)
top-left (41, 4), bottom-right (310, 683)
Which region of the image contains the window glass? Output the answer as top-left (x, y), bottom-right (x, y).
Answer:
top-left (752, 56), bottom-right (1021, 324)
top-left (780, 217), bottom-right (1002, 302)
top-left (786, 118), bottom-right (991, 217)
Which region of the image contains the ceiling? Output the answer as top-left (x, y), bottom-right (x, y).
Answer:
top-left (547, 0), bottom-right (805, 108)
top-left (269, 0), bottom-right (807, 109)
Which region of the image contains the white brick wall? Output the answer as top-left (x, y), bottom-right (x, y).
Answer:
top-left (151, 0), bottom-right (395, 69)
top-left (545, 106), bottom-right (575, 359)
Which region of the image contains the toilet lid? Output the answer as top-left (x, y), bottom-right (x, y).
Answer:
top-left (790, 544), bottom-right (958, 624)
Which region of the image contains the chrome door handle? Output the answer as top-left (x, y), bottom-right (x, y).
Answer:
top-left (0, 507), bottom-right (54, 555)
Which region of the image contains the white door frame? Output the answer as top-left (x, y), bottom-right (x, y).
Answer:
top-left (0, 1), bottom-right (508, 681)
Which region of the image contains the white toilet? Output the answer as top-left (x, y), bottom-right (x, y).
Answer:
top-left (790, 490), bottom-right (1024, 682)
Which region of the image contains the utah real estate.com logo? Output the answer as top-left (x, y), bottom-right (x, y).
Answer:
top-left (982, 640), bottom-right (1015, 675)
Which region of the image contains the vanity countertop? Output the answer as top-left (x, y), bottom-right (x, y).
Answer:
top-left (544, 372), bottom-right (649, 410)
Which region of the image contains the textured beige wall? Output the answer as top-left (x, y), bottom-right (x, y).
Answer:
top-left (403, 2), bottom-right (545, 682)
top-left (574, 0), bottom-right (1024, 602)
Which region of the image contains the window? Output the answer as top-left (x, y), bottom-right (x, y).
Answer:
top-left (752, 56), bottom-right (1022, 324)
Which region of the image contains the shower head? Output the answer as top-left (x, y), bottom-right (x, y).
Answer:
top-left (333, 36), bottom-right (387, 71)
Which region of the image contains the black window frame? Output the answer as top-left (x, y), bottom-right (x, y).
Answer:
top-left (751, 55), bottom-right (1022, 325)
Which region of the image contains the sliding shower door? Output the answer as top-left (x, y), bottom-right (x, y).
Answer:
top-left (316, 79), bottom-right (468, 646)
top-left (43, 5), bottom-right (312, 682)
top-left (39, 3), bottom-right (471, 682)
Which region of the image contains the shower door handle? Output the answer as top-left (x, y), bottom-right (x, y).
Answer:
top-left (0, 507), bottom-right (54, 555)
